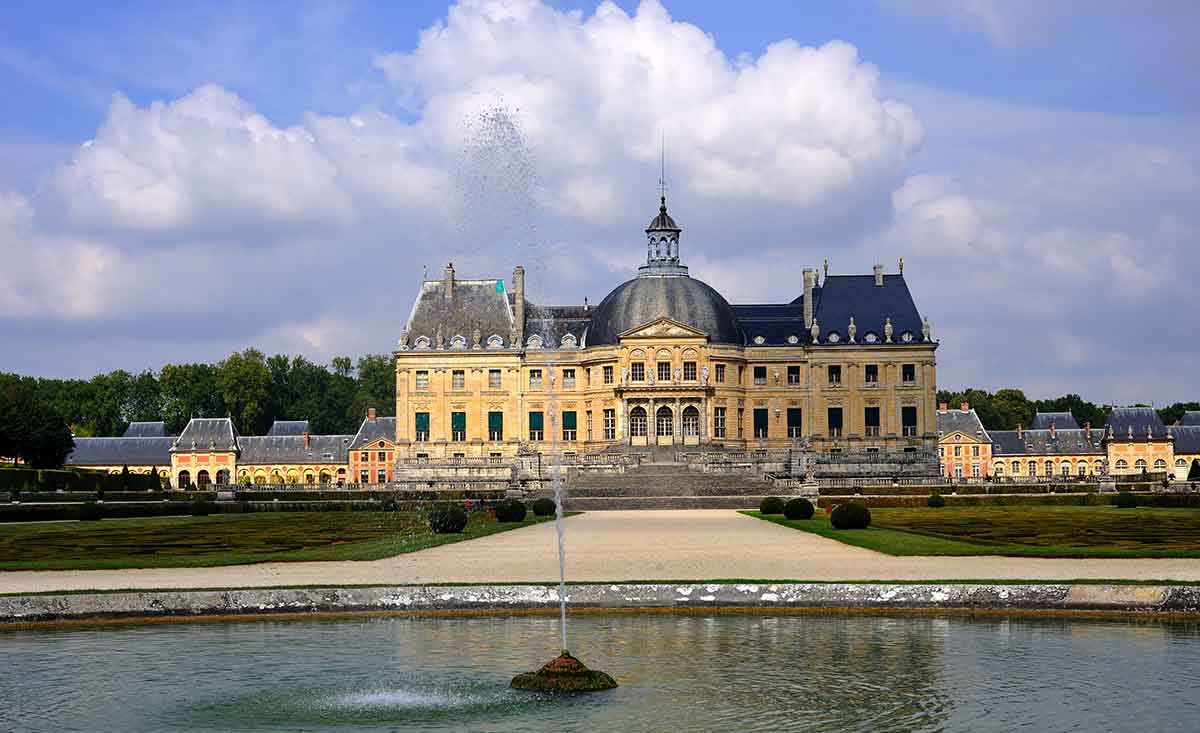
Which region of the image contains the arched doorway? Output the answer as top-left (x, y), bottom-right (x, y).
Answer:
top-left (682, 405), bottom-right (700, 445)
top-left (630, 406), bottom-right (648, 446)
top-left (178, 470), bottom-right (191, 489)
top-left (196, 470), bottom-right (210, 488)
top-left (656, 406), bottom-right (674, 446)
top-left (215, 469), bottom-right (229, 485)
top-left (1189, 459), bottom-right (1200, 481)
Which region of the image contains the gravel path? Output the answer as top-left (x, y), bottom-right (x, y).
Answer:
top-left (2, 510), bottom-right (1198, 594)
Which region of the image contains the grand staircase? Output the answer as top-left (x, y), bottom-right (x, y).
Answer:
top-left (547, 461), bottom-right (782, 510)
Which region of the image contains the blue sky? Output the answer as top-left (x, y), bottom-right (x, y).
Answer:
top-left (1, 0), bottom-right (1198, 403)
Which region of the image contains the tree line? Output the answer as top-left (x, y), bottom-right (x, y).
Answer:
top-left (1, 349), bottom-right (397, 439)
top-left (935, 387), bottom-right (1199, 432)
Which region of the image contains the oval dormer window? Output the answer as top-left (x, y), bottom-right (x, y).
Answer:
top-left (486, 334), bottom-right (504, 349)
top-left (561, 334), bottom-right (577, 348)
top-left (827, 332), bottom-right (841, 343)
top-left (449, 335), bottom-right (467, 349)
top-left (753, 335), bottom-right (765, 345)
top-left (901, 331), bottom-right (914, 343)
top-left (414, 336), bottom-right (431, 350)
top-left (864, 332), bottom-right (878, 344)
top-left (787, 334), bottom-right (799, 344)
top-left (526, 334), bottom-right (544, 350)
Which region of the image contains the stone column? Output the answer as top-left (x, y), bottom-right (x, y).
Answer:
top-left (675, 397), bottom-right (681, 445)
top-left (649, 397), bottom-right (656, 441)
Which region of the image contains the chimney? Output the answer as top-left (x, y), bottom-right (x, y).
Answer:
top-left (513, 265), bottom-right (526, 346)
top-left (443, 262), bottom-right (455, 300)
top-left (960, 402), bottom-right (969, 413)
top-left (874, 264), bottom-right (884, 287)
top-left (303, 432), bottom-right (310, 449)
top-left (939, 402), bottom-right (948, 413)
top-left (1085, 421), bottom-right (1092, 440)
top-left (802, 268), bottom-right (814, 329)
top-left (1017, 423), bottom-right (1023, 440)
top-left (367, 407), bottom-right (377, 422)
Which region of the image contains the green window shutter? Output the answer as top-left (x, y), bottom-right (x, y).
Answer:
top-left (562, 411), bottom-right (577, 430)
top-left (415, 412), bottom-right (429, 433)
top-left (753, 408), bottom-right (769, 432)
top-left (787, 408), bottom-right (802, 428)
top-left (488, 411), bottom-right (503, 431)
top-left (451, 412), bottom-right (466, 431)
top-left (529, 411), bottom-right (544, 431)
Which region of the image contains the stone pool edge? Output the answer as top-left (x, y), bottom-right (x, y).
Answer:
top-left (3, 583), bottom-right (1200, 625)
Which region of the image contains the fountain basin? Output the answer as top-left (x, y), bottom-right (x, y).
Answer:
top-left (510, 650), bottom-right (617, 692)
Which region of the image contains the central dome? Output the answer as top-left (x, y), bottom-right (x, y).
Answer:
top-left (587, 276), bottom-right (743, 346)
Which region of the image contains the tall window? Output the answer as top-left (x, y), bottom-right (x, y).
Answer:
top-left (787, 365), bottom-right (800, 385)
top-left (901, 406), bottom-right (918, 437)
top-left (864, 406), bottom-right (880, 437)
top-left (828, 407), bottom-right (843, 438)
top-left (682, 406), bottom-right (700, 437)
top-left (586, 410), bottom-right (593, 441)
top-left (713, 407), bottom-right (726, 438)
top-left (737, 408), bottom-right (744, 438)
top-left (452, 370), bottom-right (465, 390)
top-left (376, 468), bottom-right (387, 483)
top-left (656, 406), bottom-right (674, 436)
top-left (631, 362), bottom-right (645, 382)
top-left (377, 451), bottom-right (387, 461)
top-left (629, 407), bottom-right (647, 437)
top-left (415, 412), bottom-right (429, 441)
top-left (529, 411), bottom-right (544, 441)
top-left (715, 364), bottom-right (726, 383)
top-left (416, 370), bottom-right (429, 390)
top-left (603, 365), bottom-right (614, 384)
top-left (753, 366), bottom-right (767, 385)
top-left (488, 411), bottom-right (503, 441)
top-left (902, 364), bottom-right (916, 384)
top-left (954, 446), bottom-right (961, 457)
top-left (787, 408), bottom-right (802, 438)
top-left (562, 411), bottom-right (577, 441)
top-left (451, 411), bottom-right (466, 441)
top-left (562, 368), bottom-right (576, 388)
top-left (683, 361), bottom-right (697, 381)
top-left (488, 369), bottom-right (502, 390)
top-left (827, 365), bottom-right (841, 385)
top-left (865, 364), bottom-right (878, 384)
top-left (972, 445), bottom-right (980, 457)
top-left (658, 361), bottom-right (671, 382)
top-left (603, 409), bottom-right (615, 440)
top-left (359, 470), bottom-right (369, 483)
top-left (753, 408), bottom-right (769, 438)
top-left (529, 369), bottom-right (542, 388)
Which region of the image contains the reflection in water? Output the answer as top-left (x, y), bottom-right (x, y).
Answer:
top-left (2, 614), bottom-right (1198, 732)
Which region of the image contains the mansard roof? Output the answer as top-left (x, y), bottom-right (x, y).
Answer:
top-left (936, 408), bottom-right (990, 440)
top-left (350, 416), bottom-right (398, 449)
top-left (524, 302), bottom-right (590, 348)
top-left (1030, 412), bottom-right (1080, 430)
top-left (1173, 426), bottom-right (1200, 454)
top-left (1104, 407), bottom-right (1169, 440)
top-left (1179, 411), bottom-right (1200, 426)
top-left (237, 434), bottom-right (353, 465)
top-left (122, 421), bottom-right (170, 438)
top-left (990, 429), bottom-right (1105, 456)
top-left (174, 418), bottom-right (239, 451)
top-left (266, 420), bottom-right (311, 436)
top-left (804, 274), bottom-right (926, 346)
top-left (733, 303), bottom-right (808, 346)
top-left (402, 277), bottom-right (515, 349)
top-left (66, 437), bottom-right (173, 466)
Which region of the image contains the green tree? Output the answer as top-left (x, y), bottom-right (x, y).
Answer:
top-left (350, 354), bottom-right (396, 421)
top-left (84, 370), bottom-right (134, 436)
top-left (160, 363), bottom-right (224, 432)
top-left (0, 378), bottom-right (75, 468)
top-left (125, 370), bottom-right (163, 423)
top-left (1160, 402), bottom-right (1200, 425)
top-left (216, 349), bottom-right (272, 434)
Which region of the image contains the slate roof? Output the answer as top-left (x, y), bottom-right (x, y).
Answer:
top-left (1104, 407), bottom-right (1169, 440)
top-left (266, 420), bottom-right (311, 436)
top-left (989, 429), bottom-right (1105, 456)
top-left (802, 274), bottom-right (926, 347)
top-left (1179, 411), bottom-right (1200, 426)
top-left (237, 435), bottom-right (353, 465)
top-left (174, 418), bottom-right (239, 451)
top-left (122, 421), bottom-right (170, 438)
top-left (733, 303), bottom-right (808, 347)
top-left (402, 278), bottom-right (515, 350)
top-left (1172, 426), bottom-right (1200, 454)
top-left (350, 416), bottom-right (398, 449)
top-left (586, 275), bottom-right (743, 347)
top-left (646, 197), bottom-right (680, 232)
top-left (936, 408), bottom-right (990, 440)
top-left (525, 303), bottom-right (590, 348)
top-left (66, 437), bottom-right (174, 466)
top-left (1030, 412), bottom-right (1079, 430)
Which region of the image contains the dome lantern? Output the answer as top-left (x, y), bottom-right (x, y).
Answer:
top-left (639, 194), bottom-right (688, 278)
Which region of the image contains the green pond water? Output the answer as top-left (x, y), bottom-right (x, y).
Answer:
top-left (2, 613), bottom-right (1197, 732)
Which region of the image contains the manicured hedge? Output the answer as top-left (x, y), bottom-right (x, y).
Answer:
top-left (830, 502), bottom-right (871, 529)
top-left (759, 497), bottom-right (785, 514)
top-left (815, 483), bottom-right (1099, 497)
top-left (494, 499), bottom-right (527, 522)
top-left (783, 498), bottom-right (815, 520)
top-left (428, 505), bottom-right (468, 533)
top-left (815, 493), bottom-right (1113, 509)
top-left (532, 497), bottom-right (557, 517)
top-left (0, 467), bottom-right (162, 492)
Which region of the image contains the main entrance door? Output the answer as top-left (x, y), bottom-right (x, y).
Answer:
top-left (656, 406), bottom-right (674, 446)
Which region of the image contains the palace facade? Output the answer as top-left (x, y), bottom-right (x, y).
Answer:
top-left (392, 195), bottom-right (939, 458)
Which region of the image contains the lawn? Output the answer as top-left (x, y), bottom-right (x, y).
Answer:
top-left (0, 511), bottom-right (560, 571)
top-left (744, 505), bottom-right (1200, 558)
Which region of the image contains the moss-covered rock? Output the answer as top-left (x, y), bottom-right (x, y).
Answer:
top-left (511, 651), bottom-right (617, 692)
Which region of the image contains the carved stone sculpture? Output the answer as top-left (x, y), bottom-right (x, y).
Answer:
top-left (674, 366), bottom-right (682, 383)
top-left (848, 317), bottom-right (857, 343)
top-left (435, 326), bottom-right (444, 349)
top-left (810, 319), bottom-right (820, 344)
top-left (700, 365), bottom-right (709, 386)
top-left (398, 327), bottom-right (410, 349)
top-left (472, 325), bottom-right (482, 349)
top-left (621, 367), bottom-right (629, 386)
top-left (884, 318), bottom-right (893, 343)
top-left (922, 316), bottom-right (931, 342)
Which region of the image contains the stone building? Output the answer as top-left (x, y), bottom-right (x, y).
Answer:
top-left (935, 403), bottom-right (992, 479)
top-left (393, 195), bottom-right (939, 459)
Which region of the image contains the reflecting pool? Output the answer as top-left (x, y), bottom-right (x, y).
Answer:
top-left (2, 613), bottom-right (1197, 732)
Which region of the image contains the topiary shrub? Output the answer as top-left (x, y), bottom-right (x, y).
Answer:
top-left (1115, 491), bottom-right (1138, 509)
top-left (429, 505), bottom-right (468, 534)
top-left (532, 497), bottom-right (557, 517)
top-left (79, 501), bottom-right (104, 521)
top-left (927, 493), bottom-right (946, 508)
top-left (495, 499), bottom-right (528, 523)
top-left (783, 497), bottom-right (815, 520)
top-left (759, 496), bottom-right (785, 515)
top-left (830, 502), bottom-right (871, 529)
top-left (189, 499), bottom-right (214, 517)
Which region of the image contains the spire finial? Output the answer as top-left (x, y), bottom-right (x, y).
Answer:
top-left (659, 130), bottom-right (667, 210)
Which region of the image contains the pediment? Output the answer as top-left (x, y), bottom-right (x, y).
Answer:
top-left (619, 317), bottom-right (708, 340)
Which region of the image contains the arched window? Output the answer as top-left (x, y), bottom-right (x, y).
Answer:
top-left (178, 470), bottom-right (191, 489)
top-left (1029, 461), bottom-right (1038, 476)
top-left (656, 406), bottom-right (674, 437)
top-left (629, 407), bottom-right (647, 437)
top-left (1135, 459), bottom-right (1147, 470)
top-left (254, 473), bottom-right (266, 485)
top-left (215, 469), bottom-right (229, 485)
top-left (1078, 462), bottom-right (1088, 476)
top-left (320, 472), bottom-right (331, 484)
top-left (1116, 459), bottom-right (1128, 470)
top-left (1153, 459), bottom-right (1167, 470)
top-left (1012, 460), bottom-right (1019, 474)
top-left (196, 469), bottom-right (211, 488)
top-left (994, 463), bottom-right (1004, 475)
top-left (1060, 463), bottom-right (1070, 476)
top-left (682, 406), bottom-right (699, 437)
top-left (1044, 460), bottom-right (1054, 475)
top-left (1176, 459), bottom-right (1187, 468)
